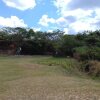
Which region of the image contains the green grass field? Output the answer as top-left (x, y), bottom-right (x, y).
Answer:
top-left (0, 56), bottom-right (100, 100)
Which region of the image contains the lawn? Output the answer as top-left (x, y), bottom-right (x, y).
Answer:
top-left (0, 56), bottom-right (100, 100)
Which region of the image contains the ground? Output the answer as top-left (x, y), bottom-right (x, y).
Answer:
top-left (0, 56), bottom-right (100, 100)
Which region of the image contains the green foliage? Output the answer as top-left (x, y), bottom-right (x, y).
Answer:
top-left (60, 35), bottom-right (81, 56)
top-left (0, 27), bottom-right (100, 60)
top-left (37, 57), bottom-right (80, 75)
top-left (74, 46), bottom-right (100, 61)
top-left (0, 31), bottom-right (9, 40)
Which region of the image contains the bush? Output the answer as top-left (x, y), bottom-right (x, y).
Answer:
top-left (81, 61), bottom-right (100, 77)
top-left (74, 46), bottom-right (100, 61)
top-left (73, 47), bottom-right (88, 60)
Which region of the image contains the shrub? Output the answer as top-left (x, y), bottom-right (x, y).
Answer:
top-left (81, 61), bottom-right (100, 77)
top-left (74, 46), bottom-right (100, 61)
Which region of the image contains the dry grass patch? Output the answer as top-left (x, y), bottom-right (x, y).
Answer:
top-left (0, 76), bottom-right (100, 100)
top-left (0, 56), bottom-right (99, 100)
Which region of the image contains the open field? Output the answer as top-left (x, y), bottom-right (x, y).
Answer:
top-left (0, 56), bottom-right (100, 100)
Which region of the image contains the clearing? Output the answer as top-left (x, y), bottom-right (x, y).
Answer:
top-left (0, 56), bottom-right (100, 100)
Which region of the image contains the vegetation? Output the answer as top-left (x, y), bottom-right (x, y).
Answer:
top-left (37, 57), bottom-right (80, 75)
top-left (0, 27), bottom-right (100, 77)
top-left (81, 60), bottom-right (100, 77)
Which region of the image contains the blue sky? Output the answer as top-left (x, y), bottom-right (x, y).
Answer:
top-left (0, 0), bottom-right (58, 32)
top-left (0, 0), bottom-right (100, 34)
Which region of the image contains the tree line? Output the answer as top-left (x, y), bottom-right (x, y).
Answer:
top-left (0, 27), bottom-right (100, 61)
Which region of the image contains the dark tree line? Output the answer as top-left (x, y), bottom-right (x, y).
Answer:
top-left (0, 27), bottom-right (100, 60)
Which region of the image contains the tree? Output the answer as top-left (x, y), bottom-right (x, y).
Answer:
top-left (27, 29), bottom-right (35, 39)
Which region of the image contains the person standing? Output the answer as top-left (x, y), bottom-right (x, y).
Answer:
top-left (16, 47), bottom-right (22, 55)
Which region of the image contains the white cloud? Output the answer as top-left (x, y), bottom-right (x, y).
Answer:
top-left (53, 0), bottom-right (100, 34)
top-left (56, 17), bottom-right (68, 26)
top-left (47, 30), bottom-right (53, 33)
top-left (39, 15), bottom-right (56, 27)
top-left (2, 0), bottom-right (36, 11)
top-left (0, 16), bottom-right (27, 27)
top-left (70, 22), bottom-right (93, 32)
top-left (54, 0), bottom-right (70, 13)
top-left (63, 28), bottom-right (69, 34)
top-left (66, 0), bottom-right (100, 10)
top-left (32, 27), bottom-right (41, 32)
top-left (54, 0), bottom-right (100, 13)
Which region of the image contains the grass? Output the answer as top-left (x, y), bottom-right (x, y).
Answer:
top-left (0, 56), bottom-right (100, 100)
top-left (36, 57), bottom-right (81, 74)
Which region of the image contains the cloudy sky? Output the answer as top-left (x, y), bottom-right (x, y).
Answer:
top-left (0, 0), bottom-right (100, 34)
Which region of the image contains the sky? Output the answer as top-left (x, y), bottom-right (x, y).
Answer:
top-left (0, 0), bottom-right (100, 34)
